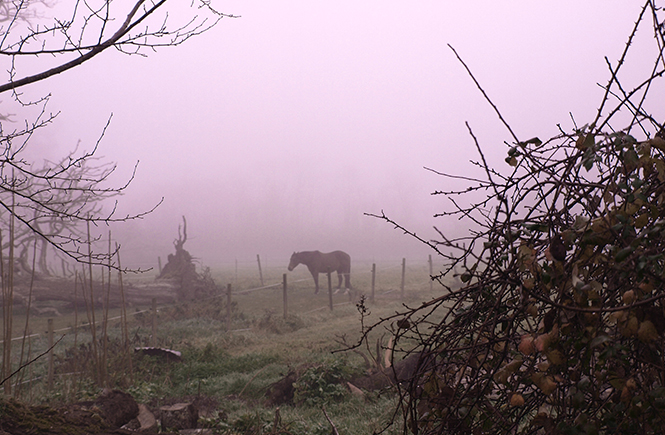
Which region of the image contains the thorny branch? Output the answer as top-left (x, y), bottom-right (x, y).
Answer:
top-left (0, 334), bottom-right (64, 386)
top-left (356, 2), bottom-right (665, 434)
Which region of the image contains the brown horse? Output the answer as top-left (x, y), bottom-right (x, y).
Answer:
top-left (287, 250), bottom-right (351, 294)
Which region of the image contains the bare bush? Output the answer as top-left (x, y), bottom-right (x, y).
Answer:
top-left (360, 2), bottom-right (665, 434)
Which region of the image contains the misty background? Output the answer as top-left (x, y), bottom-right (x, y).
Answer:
top-left (18, 1), bottom-right (655, 271)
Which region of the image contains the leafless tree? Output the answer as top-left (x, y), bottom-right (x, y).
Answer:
top-left (0, 0), bottom-right (236, 271)
top-left (0, 0), bottom-right (235, 395)
top-left (0, 0), bottom-right (235, 93)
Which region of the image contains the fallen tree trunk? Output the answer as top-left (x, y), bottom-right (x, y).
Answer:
top-left (6, 278), bottom-right (178, 311)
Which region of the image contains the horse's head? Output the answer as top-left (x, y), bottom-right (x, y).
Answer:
top-left (287, 252), bottom-right (299, 271)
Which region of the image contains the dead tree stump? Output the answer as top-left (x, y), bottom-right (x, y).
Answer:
top-left (156, 216), bottom-right (220, 300)
top-left (159, 402), bottom-right (198, 431)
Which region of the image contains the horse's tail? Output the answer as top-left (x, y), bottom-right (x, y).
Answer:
top-left (342, 252), bottom-right (351, 288)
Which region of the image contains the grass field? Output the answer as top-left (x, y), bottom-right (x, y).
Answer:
top-left (0, 259), bottom-right (458, 434)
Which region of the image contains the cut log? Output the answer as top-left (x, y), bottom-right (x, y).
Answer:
top-left (135, 347), bottom-right (183, 362)
top-left (160, 402), bottom-right (198, 431)
top-left (137, 404), bottom-right (157, 432)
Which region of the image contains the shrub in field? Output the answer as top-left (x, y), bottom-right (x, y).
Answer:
top-left (159, 298), bottom-right (240, 324)
top-left (56, 337), bottom-right (135, 391)
top-left (362, 3), bottom-right (665, 434)
top-left (222, 409), bottom-right (297, 435)
top-left (293, 359), bottom-right (352, 406)
top-left (258, 310), bottom-right (305, 334)
top-left (232, 412), bottom-right (268, 434)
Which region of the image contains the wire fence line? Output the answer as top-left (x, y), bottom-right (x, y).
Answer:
top-left (0, 308), bottom-right (155, 344)
top-left (0, 256), bottom-right (442, 346)
top-left (191, 255), bottom-right (442, 313)
top-left (0, 255), bottom-right (445, 402)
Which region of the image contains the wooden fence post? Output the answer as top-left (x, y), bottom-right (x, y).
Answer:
top-left (283, 274), bottom-right (288, 319)
top-left (47, 318), bottom-right (54, 391)
top-left (257, 254), bottom-right (264, 286)
top-left (327, 273), bottom-right (333, 311)
top-left (371, 263), bottom-right (376, 303)
top-left (151, 298), bottom-right (157, 347)
top-left (157, 256), bottom-right (162, 275)
top-left (428, 255), bottom-right (433, 292)
top-left (400, 258), bottom-right (406, 300)
top-left (226, 284), bottom-right (232, 331)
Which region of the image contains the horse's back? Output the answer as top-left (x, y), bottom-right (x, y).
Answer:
top-left (331, 250), bottom-right (350, 262)
top-left (328, 250), bottom-right (350, 272)
top-left (296, 250), bottom-right (350, 273)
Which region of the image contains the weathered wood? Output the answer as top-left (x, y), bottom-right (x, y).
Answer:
top-left (400, 258), bottom-right (406, 299)
top-left (160, 402), bottom-right (198, 431)
top-left (428, 255), bottom-right (433, 292)
top-left (135, 347), bottom-right (182, 362)
top-left (47, 318), bottom-right (54, 390)
top-left (226, 284), bottom-right (232, 331)
top-left (282, 273), bottom-right (288, 319)
top-left (151, 298), bottom-right (157, 347)
top-left (257, 254), bottom-right (264, 286)
top-left (8, 278), bottom-right (178, 309)
top-left (371, 263), bottom-right (376, 303)
top-left (136, 403), bottom-right (157, 431)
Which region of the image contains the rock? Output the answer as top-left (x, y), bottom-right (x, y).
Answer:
top-left (160, 402), bottom-right (198, 431)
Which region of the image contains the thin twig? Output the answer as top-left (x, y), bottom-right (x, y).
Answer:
top-left (321, 406), bottom-right (340, 435)
top-left (0, 335), bottom-right (65, 387)
top-left (447, 44), bottom-right (520, 144)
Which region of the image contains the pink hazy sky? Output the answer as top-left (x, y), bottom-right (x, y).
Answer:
top-left (15, 1), bottom-right (660, 270)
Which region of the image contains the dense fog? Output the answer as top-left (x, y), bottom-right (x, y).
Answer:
top-left (16, 1), bottom-right (653, 272)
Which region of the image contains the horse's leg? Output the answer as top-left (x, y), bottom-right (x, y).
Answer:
top-left (313, 273), bottom-right (319, 294)
top-left (334, 272), bottom-right (349, 295)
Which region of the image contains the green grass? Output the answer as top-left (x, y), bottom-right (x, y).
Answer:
top-left (0, 262), bottom-right (458, 434)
